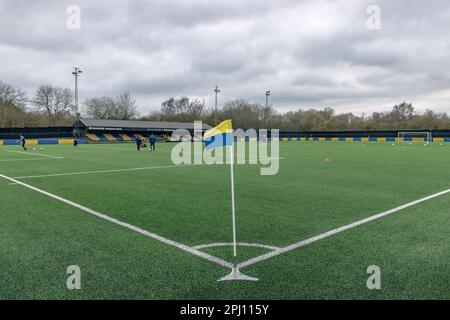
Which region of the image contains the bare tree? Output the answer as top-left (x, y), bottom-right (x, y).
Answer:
top-left (84, 96), bottom-right (117, 119)
top-left (184, 99), bottom-right (205, 121)
top-left (392, 102), bottom-right (415, 121)
top-left (33, 85), bottom-right (75, 125)
top-left (115, 92), bottom-right (138, 120)
top-left (160, 96), bottom-right (204, 122)
top-left (222, 99), bottom-right (262, 128)
top-left (0, 81), bottom-right (28, 127)
top-left (141, 110), bottom-right (162, 121)
top-left (83, 92), bottom-right (138, 120)
top-left (161, 97), bottom-right (177, 120)
top-left (260, 104), bottom-right (277, 128)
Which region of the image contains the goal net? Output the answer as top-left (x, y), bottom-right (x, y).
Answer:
top-left (398, 132), bottom-right (432, 144)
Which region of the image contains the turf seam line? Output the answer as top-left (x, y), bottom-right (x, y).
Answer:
top-left (238, 188), bottom-right (450, 270)
top-left (0, 173), bottom-right (234, 270)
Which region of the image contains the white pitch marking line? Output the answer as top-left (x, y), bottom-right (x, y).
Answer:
top-left (12, 164), bottom-right (198, 180)
top-left (5, 150), bottom-right (63, 159)
top-left (241, 157), bottom-right (285, 162)
top-left (11, 159), bottom-right (284, 180)
top-left (193, 242), bottom-right (280, 251)
top-left (0, 158), bottom-right (61, 162)
top-left (0, 173), bottom-right (234, 270)
top-left (85, 146), bottom-right (286, 159)
top-left (238, 188), bottom-right (450, 270)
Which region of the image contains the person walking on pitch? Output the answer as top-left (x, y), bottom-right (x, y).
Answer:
top-left (19, 135), bottom-right (27, 150)
top-left (149, 134), bottom-right (156, 151)
top-left (135, 136), bottom-right (142, 151)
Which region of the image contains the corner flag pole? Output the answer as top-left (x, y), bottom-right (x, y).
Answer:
top-left (229, 137), bottom-right (237, 257)
top-left (218, 125), bottom-right (259, 281)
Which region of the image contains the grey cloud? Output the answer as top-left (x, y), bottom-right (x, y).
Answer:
top-left (1, 0), bottom-right (450, 115)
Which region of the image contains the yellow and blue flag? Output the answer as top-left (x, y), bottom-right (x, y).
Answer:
top-left (203, 119), bottom-right (233, 150)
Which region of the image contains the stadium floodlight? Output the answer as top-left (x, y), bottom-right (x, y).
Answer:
top-left (398, 131), bottom-right (432, 144)
top-left (72, 67), bottom-right (82, 116)
top-left (214, 86), bottom-right (221, 125)
top-left (265, 91), bottom-right (271, 108)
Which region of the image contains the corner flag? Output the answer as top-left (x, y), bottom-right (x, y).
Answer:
top-left (203, 119), bottom-right (233, 150)
top-left (203, 120), bottom-right (238, 257)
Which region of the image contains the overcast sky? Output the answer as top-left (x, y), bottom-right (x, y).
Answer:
top-left (1, 0), bottom-right (450, 116)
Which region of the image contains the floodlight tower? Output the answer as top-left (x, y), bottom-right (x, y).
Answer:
top-left (265, 90), bottom-right (271, 108)
top-left (214, 85), bottom-right (221, 125)
top-left (72, 67), bottom-right (82, 116)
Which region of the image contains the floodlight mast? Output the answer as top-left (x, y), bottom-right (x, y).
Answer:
top-left (265, 90), bottom-right (271, 109)
top-left (72, 67), bottom-right (82, 116)
top-left (214, 86), bottom-right (221, 125)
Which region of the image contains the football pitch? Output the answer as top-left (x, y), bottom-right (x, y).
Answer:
top-left (1, 141), bottom-right (449, 299)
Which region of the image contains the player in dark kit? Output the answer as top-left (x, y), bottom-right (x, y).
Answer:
top-left (135, 137), bottom-right (142, 151)
top-left (19, 135), bottom-right (27, 150)
top-left (149, 134), bottom-right (156, 151)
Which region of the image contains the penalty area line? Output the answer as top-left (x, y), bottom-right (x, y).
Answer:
top-left (238, 188), bottom-right (450, 270)
top-left (0, 173), bottom-right (234, 270)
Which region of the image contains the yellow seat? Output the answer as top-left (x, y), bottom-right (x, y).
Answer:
top-left (120, 133), bottom-right (132, 141)
top-left (103, 133), bottom-right (116, 141)
top-left (87, 134), bottom-right (99, 141)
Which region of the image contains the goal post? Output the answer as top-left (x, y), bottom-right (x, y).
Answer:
top-left (398, 131), bottom-right (432, 144)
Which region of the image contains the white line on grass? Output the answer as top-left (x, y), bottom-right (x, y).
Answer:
top-left (193, 242), bottom-right (280, 251)
top-left (11, 160), bottom-right (283, 180)
top-left (0, 158), bottom-right (61, 162)
top-left (0, 173), bottom-right (234, 270)
top-left (12, 164), bottom-right (198, 180)
top-left (237, 188), bottom-right (450, 270)
top-left (5, 150), bottom-right (63, 159)
top-left (83, 146), bottom-right (286, 160)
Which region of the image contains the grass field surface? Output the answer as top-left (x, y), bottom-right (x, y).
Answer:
top-left (1, 141), bottom-right (449, 299)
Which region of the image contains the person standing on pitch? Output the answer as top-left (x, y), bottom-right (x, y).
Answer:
top-left (149, 134), bottom-right (156, 151)
top-left (19, 135), bottom-right (27, 150)
top-left (135, 136), bottom-right (142, 151)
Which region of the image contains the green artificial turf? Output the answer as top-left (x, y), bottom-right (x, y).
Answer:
top-left (0, 141), bottom-right (449, 299)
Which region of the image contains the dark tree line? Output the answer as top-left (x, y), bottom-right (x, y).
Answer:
top-left (1, 80), bottom-right (76, 127)
top-left (0, 80), bottom-right (138, 127)
top-left (144, 98), bottom-right (450, 131)
top-left (1, 79), bottom-right (449, 130)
